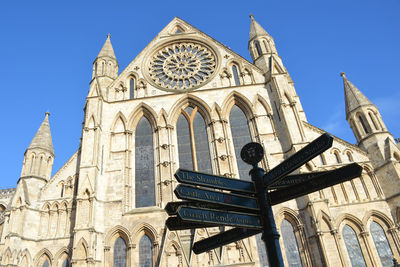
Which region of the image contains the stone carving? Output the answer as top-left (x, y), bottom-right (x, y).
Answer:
top-left (148, 41), bottom-right (216, 91)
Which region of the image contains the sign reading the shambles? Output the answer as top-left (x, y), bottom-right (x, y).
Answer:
top-left (177, 206), bottom-right (262, 229)
top-left (175, 168), bottom-right (255, 194)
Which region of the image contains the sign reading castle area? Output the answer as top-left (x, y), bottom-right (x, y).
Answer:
top-left (165, 134), bottom-right (363, 266)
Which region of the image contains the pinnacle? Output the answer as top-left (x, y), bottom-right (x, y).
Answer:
top-left (97, 34), bottom-right (116, 59)
top-left (27, 112), bottom-right (54, 155)
top-left (249, 15), bottom-right (270, 41)
top-left (342, 73), bottom-right (374, 117)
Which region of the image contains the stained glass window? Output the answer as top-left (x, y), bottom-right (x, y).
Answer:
top-left (232, 65), bottom-right (240, 86)
top-left (229, 105), bottom-right (252, 180)
top-left (342, 225), bottom-right (366, 267)
top-left (281, 219), bottom-right (302, 267)
top-left (139, 235), bottom-right (153, 267)
top-left (130, 79), bottom-right (135, 99)
top-left (42, 260), bottom-right (49, 267)
top-left (113, 237), bottom-right (127, 267)
top-left (176, 107), bottom-right (211, 172)
top-left (135, 117), bottom-right (155, 208)
top-left (370, 222), bottom-right (393, 267)
top-left (62, 259), bottom-right (69, 267)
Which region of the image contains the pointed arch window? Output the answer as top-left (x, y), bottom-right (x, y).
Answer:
top-left (176, 106), bottom-right (212, 173)
top-left (135, 117), bottom-right (155, 208)
top-left (359, 115), bottom-right (369, 134)
top-left (347, 152), bottom-right (353, 162)
top-left (255, 40), bottom-right (262, 57)
top-left (281, 219), bottom-right (302, 267)
top-left (368, 112), bottom-right (379, 130)
top-left (342, 225), bottom-right (366, 267)
top-left (62, 259), bottom-right (70, 267)
top-left (229, 105), bottom-right (252, 180)
top-left (334, 151), bottom-right (341, 164)
top-left (232, 65), bottom-right (241, 86)
top-left (94, 62), bottom-right (98, 75)
top-left (114, 237), bottom-right (127, 267)
top-left (42, 260), bottom-right (49, 267)
top-left (139, 235), bottom-right (153, 267)
top-left (370, 222), bottom-right (393, 266)
top-left (129, 78), bottom-right (135, 99)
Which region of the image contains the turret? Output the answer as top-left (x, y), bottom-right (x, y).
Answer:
top-left (21, 112), bottom-right (54, 180)
top-left (18, 112), bottom-right (54, 202)
top-left (342, 72), bottom-right (391, 149)
top-left (92, 34), bottom-right (118, 86)
top-left (248, 15), bottom-right (283, 74)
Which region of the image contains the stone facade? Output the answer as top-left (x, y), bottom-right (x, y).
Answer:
top-left (1, 16), bottom-right (400, 267)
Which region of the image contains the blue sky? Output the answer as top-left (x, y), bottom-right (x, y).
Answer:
top-left (0, 1), bottom-right (399, 189)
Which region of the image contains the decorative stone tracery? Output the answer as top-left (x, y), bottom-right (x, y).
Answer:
top-left (148, 41), bottom-right (217, 91)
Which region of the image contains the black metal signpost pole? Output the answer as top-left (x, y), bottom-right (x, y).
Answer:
top-left (251, 164), bottom-right (284, 267)
top-left (241, 143), bottom-right (284, 267)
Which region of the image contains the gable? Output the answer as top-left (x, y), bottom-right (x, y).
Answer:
top-left (106, 17), bottom-right (265, 101)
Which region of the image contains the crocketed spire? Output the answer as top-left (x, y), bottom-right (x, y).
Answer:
top-left (341, 72), bottom-right (374, 118)
top-left (249, 14), bottom-right (270, 41)
top-left (28, 112), bottom-right (54, 155)
top-left (96, 34), bottom-right (116, 59)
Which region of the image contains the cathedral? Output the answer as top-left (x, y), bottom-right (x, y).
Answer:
top-left (1, 16), bottom-right (400, 267)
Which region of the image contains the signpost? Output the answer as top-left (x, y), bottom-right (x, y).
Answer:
top-left (164, 133), bottom-right (362, 267)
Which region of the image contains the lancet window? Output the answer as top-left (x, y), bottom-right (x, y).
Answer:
top-left (255, 40), bottom-right (262, 57)
top-left (62, 259), bottom-right (69, 267)
top-left (176, 106), bottom-right (212, 173)
top-left (130, 78), bottom-right (135, 99)
top-left (232, 65), bottom-right (241, 86)
top-left (42, 260), bottom-right (49, 267)
top-left (135, 117), bottom-right (155, 208)
top-left (370, 221), bottom-right (393, 266)
top-left (229, 105), bottom-right (252, 180)
top-left (359, 115), bottom-right (369, 134)
top-left (281, 219), bottom-right (302, 267)
top-left (139, 235), bottom-right (153, 267)
top-left (114, 237), bottom-right (127, 267)
top-left (342, 225), bottom-right (366, 267)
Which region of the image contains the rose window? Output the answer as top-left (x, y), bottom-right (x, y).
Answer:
top-left (148, 42), bottom-right (217, 91)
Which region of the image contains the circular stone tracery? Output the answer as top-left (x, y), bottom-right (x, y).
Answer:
top-left (148, 41), bottom-right (217, 91)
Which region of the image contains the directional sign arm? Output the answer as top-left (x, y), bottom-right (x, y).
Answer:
top-left (269, 163), bottom-right (362, 206)
top-left (175, 168), bottom-right (255, 194)
top-left (193, 228), bottom-right (261, 254)
top-left (268, 171), bottom-right (329, 190)
top-left (264, 133), bottom-right (333, 187)
top-left (166, 217), bottom-right (216, 231)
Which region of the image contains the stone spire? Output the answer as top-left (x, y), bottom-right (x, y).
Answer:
top-left (27, 112), bottom-right (54, 155)
top-left (341, 72), bottom-right (374, 118)
top-left (96, 34), bottom-right (116, 59)
top-left (249, 14), bottom-right (270, 41)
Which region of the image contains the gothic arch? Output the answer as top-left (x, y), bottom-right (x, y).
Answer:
top-left (128, 102), bottom-right (158, 131)
top-left (75, 237), bottom-right (89, 260)
top-left (168, 94), bottom-right (212, 125)
top-left (18, 249), bottom-right (31, 267)
top-left (335, 213), bottom-right (364, 232)
top-left (221, 91), bottom-right (254, 121)
top-left (362, 210), bottom-right (394, 229)
top-left (254, 94), bottom-right (272, 115)
top-left (157, 108), bottom-right (169, 127)
top-left (54, 247), bottom-right (71, 266)
top-left (111, 112), bottom-right (128, 132)
top-left (276, 207), bottom-right (303, 227)
top-left (105, 225), bottom-right (132, 247)
top-left (131, 222), bottom-right (158, 245)
top-left (33, 248), bottom-right (53, 267)
top-left (86, 115), bottom-right (96, 129)
top-left (2, 247), bottom-right (12, 265)
top-left (317, 210), bottom-right (335, 231)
